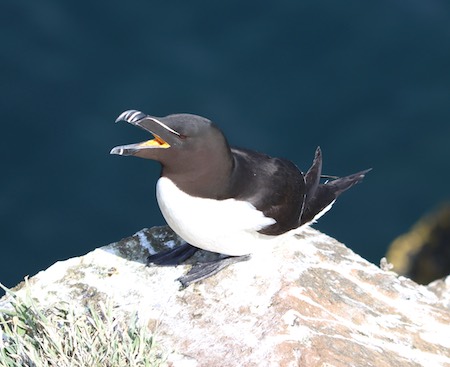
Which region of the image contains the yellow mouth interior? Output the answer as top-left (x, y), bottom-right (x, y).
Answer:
top-left (137, 135), bottom-right (170, 148)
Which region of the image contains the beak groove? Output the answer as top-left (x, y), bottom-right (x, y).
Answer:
top-left (115, 110), bottom-right (147, 124)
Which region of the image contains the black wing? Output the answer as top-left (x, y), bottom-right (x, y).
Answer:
top-left (225, 148), bottom-right (306, 235)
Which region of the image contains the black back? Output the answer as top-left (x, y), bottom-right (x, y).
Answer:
top-left (223, 147), bottom-right (370, 235)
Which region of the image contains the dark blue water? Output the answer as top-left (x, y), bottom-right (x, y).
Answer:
top-left (2, 1), bottom-right (450, 295)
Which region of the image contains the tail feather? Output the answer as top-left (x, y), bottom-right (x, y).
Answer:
top-left (300, 148), bottom-right (371, 225)
top-left (304, 147), bottom-right (322, 201)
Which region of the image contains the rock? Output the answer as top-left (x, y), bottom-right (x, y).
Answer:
top-left (386, 203), bottom-right (450, 284)
top-left (2, 226), bottom-right (450, 367)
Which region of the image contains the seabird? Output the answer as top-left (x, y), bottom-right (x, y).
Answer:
top-left (111, 110), bottom-right (370, 287)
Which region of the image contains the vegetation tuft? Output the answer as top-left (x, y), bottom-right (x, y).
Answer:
top-left (0, 282), bottom-right (163, 367)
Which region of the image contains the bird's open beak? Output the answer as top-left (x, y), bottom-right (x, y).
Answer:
top-left (110, 110), bottom-right (181, 156)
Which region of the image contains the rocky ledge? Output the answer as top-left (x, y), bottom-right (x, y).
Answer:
top-left (2, 226), bottom-right (450, 367)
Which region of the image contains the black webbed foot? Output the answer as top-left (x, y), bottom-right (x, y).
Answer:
top-left (147, 243), bottom-right (251, 288)
top-left (177, 255), bottom-right (251, 288)
top-left (147, 242), bottom-right (198, 266)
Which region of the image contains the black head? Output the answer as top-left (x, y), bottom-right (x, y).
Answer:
top-left (111, 110), bottom-right (234, 197)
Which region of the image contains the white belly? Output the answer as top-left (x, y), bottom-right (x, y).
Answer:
top-left (156, 177), bottom-right (280, 255)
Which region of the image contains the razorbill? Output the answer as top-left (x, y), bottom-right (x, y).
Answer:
top-left (111, 110), bottom-right (370, 287)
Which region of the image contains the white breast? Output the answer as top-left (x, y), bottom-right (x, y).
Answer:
top-left (156, 177), bottom-right (280, 255)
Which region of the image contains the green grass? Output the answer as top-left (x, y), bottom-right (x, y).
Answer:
top-left (0, 282), bottom-right (164, 367)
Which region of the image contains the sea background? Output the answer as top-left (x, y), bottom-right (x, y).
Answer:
top-left (2, 1), bottom-right (450, 295)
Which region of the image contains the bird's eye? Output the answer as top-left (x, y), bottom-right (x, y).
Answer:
top-left (179, 134), bottom-right (187, 140)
